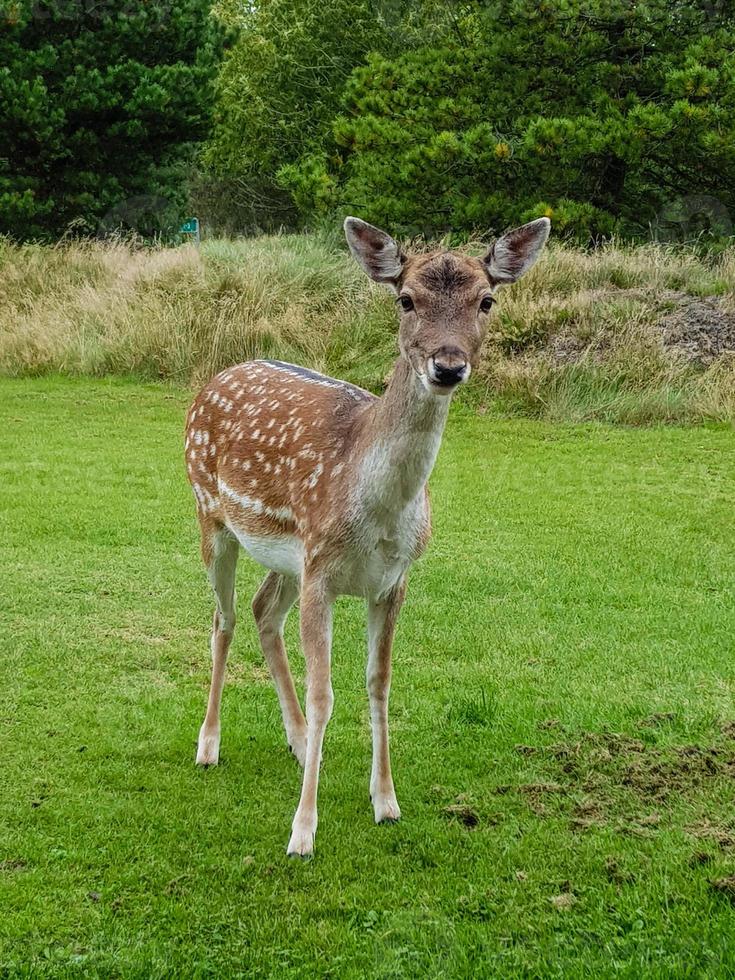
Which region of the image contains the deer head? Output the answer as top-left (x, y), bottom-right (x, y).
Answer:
top-left (344, 216), bottom-right (550, 395)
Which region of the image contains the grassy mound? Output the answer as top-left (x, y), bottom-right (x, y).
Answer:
top-left (1, 234), bottom-right (734, 423)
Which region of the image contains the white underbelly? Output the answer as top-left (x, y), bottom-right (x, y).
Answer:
top-left (230, 529), bottom-right (304, 579)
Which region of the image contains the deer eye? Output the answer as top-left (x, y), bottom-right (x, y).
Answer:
top-left (480, 295), bottom-right (495, 313)
top-left (398, 295), bottom-right (414, 312)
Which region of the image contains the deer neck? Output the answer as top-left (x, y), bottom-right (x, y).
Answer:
top-left (356, 356), bottom-right (451, 522)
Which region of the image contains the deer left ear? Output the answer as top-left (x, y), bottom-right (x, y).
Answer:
top-left (483, 217), bottom-right (551, 286)
top-left (344, 217), bottom-right (406, 289)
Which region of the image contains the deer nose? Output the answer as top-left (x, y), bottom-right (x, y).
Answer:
top-left (428, 347), bottom-right (469, 387)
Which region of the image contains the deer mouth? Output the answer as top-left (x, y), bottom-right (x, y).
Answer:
top-left (423, 355), bottom-right (470, 393)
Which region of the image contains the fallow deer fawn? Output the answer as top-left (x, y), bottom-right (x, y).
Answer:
top-left (185, 216), bottom-right (550, 856)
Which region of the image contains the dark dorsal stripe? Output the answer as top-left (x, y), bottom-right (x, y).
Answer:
top-left (260, 360), bottom-right (374, 401)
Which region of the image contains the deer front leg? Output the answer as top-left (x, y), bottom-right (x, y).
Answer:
top-left (287, 577), bottom-right (334, 858)
top-left (366, 578), bottom-right (406, 824)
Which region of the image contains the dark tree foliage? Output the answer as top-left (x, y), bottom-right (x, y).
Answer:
top-left (328, 0), bottom-right (735, 239)
top-left (201, 0), bottom-right (398, 231)
top-left (210, 0), bottom-right (735, 239)
top-left (0, 0), bottom-right (222, 240)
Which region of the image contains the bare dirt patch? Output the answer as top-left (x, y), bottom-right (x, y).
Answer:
top-left (688, 851), bottom-right (716, 867)
top-left (549, 892), bottom-right (576, 910)
top-left (442, 803), bottom-right (480, 828)
top-left (686, 819), bottom-right (735, 850)
top-left (518, 782), bottom-right (565, 817)
top-left (545, 287), bottom-right (735, 367)
top-left (518, 782), bottom-right (564, 795)
top-left (511, 727), bottom-right (735, 838)
top-left (537, 718), bottom-right (565, 732)
top-left (621, 745), bottom-right (730, 800)
top-left (710, 877), bottom-right (735, 901)
top-left (0, 859), bottom-right (26, 872)
top-left (604, 857), bottom-right (637, 884)
top-left (658, 292), bottom-right (735, 366)
top-left (571, 799), bottom-right (607, 832)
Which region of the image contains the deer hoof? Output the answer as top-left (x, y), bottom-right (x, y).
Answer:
top-left (286, 826), bottom-right (315, 858)
top-left (373, 795), bottom-right (401, 824)
top-left (196, 729), bottom-right (220, 767)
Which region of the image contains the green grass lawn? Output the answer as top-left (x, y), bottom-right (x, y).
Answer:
top-left (2, 377), bottom-right (735, 978)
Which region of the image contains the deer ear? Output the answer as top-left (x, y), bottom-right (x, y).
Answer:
top-left (483, 217), bottom-right (550, 286)
top-left (344, 217), bottom-right (405, 288)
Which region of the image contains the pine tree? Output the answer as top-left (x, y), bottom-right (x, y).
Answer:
top-left (0, 0), bottom-right (222, 239)
top-left (210, 0), bottom-right (735, 239)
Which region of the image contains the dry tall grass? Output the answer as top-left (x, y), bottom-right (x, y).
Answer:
top-left (1, 233), bottom-right (733, 423)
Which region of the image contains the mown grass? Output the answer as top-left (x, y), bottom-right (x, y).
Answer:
top-left (1, 234), bottom-right (734, 424)
top-left (2, 377), bottom-right (735, 976)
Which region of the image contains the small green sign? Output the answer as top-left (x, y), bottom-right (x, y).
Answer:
top-left (180, 217), bottom-right (199, 234)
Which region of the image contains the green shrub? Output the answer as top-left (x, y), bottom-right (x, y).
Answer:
top-left (209, 0), bottom-right (735, 241)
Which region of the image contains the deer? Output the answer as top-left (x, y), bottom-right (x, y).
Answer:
top-left (185, 215), bottom-right (551, 857)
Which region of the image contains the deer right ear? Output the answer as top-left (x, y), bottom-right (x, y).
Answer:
top-left (483, 217), bottom-right (551, 287)
top-left (344, 217), bottom-right (405, 289)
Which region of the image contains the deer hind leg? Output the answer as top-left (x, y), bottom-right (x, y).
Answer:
top-left (366, 579), bottom-right (406, 824)
top-left (252, 572), bottom-right (307, 767)
top-left (287, 576), bottom-right (334, 858)
top-left (196, 521), bottom-right (239, 767)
